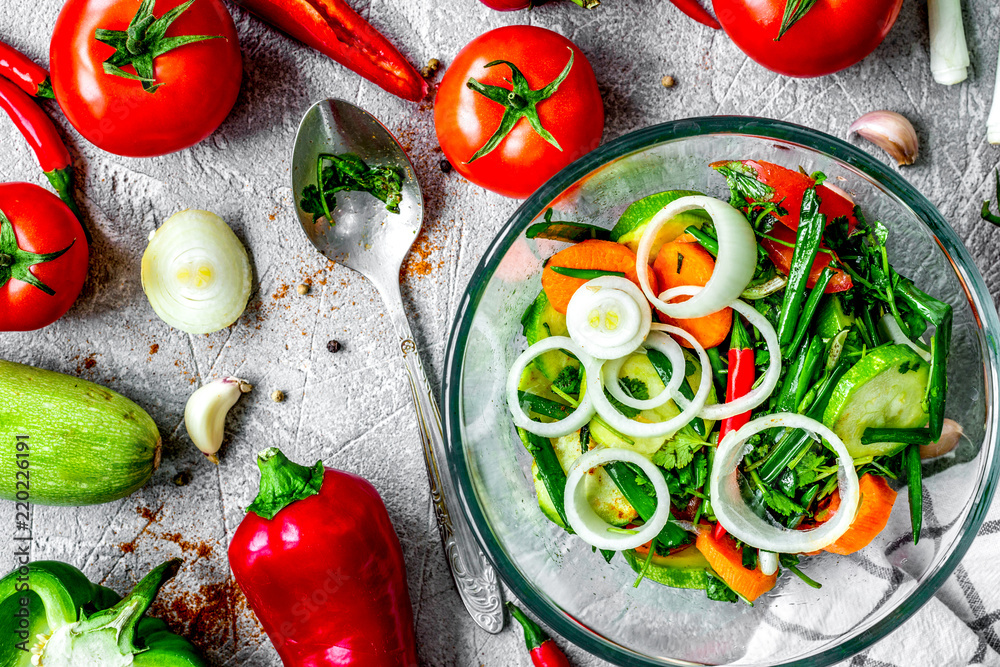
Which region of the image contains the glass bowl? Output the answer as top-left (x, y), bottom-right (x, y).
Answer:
top-left (442, 117), bottom-right (1000, 666)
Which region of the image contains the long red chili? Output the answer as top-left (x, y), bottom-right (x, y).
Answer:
top-left (712, 316), bottom-right (755, 541)
top-left (232, 0), bottom-right (428, 102)
top-left (0, 78), bottom-right (79, 220)
top-left (668, 0), bottom-right (721, 29)
top-left (0, 41), bottom-right (53, 98)
top-left (508, 602), bottom-right (571, 667)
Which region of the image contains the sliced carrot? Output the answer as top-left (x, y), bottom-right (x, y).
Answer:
top-left (695, 527), bottom-right (777, 602)
top-left (762, 224), bottom-right (853, 294)
top-left (652, 240), bottom-right (732, 349)
top-left (541, 239), bottom-right (657, 314)
top-left (823, 474), bottom-right (897, 556)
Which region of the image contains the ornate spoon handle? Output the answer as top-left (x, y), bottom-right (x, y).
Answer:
top-left (384, 288), bottom-right (504, 634)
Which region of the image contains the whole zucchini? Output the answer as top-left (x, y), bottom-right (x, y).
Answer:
top-left (0, 359), bottom-right (161, 505)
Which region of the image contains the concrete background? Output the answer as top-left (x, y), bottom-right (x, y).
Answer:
top-left (1, 0), bottom-right (999, 665)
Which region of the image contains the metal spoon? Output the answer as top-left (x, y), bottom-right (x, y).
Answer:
top-left (291, 99), bottom-right (504, 634)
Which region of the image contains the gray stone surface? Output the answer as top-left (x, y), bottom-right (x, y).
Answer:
top-left (1, 0), bottom-right (999, 665)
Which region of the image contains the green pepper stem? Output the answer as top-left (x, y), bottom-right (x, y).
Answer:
top-left (507, 602), bottom-right (549, 651)
top-left (246, 447), bottom-right (325, 520)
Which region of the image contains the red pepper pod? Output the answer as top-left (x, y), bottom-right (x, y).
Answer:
top-left (508, 602), bottom-right (571, 667)
top-left (228, 448), bottom-right (418, 667)
top-left (0, 40), bottom-right (54, 98)
top-left (232, 0), bottom-right (428, 102)
top-left (667, 0), bottom-right (721, 29)
top-left (0, 77), bottom-right (80, 221)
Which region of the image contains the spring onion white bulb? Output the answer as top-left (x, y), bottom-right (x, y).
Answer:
top-left (587, 324), bottom-right (711, 438)
top-left (185, 376), bottom-right (253, 464)
top-left (759, 550), bottom-right (778, 576)
top-left (507, 336), bottom-right (596, 438)
top-left (710, 413), bottom-right (860, 554)
top-left (602, 331), bottom-right (685, 412)
top-left (564, 447), bottom-right (671, 550)
top-left (928, 0), bottom-right (970, 85)
top-left (141, 210), bottom-right (253, 334)
top-left (665, 287), bottom-right (782, 421)
top-left (989, 40), bottom-right (1000, 144)
top-left (566, 276), bottom-right (651, 359)
top-left (636, 196), bottom-right (756, 319)
top-left (880, 314), bottom-right (931, 362)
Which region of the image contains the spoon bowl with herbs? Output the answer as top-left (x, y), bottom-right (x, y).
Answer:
top-left (291, 98), bottom-right (504, 634)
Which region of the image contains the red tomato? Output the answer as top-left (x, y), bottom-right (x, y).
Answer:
top-left (434, 26), bottom-right (604, 199)
top-left (712, 0), bottom-right (903, 77)
top-left (0, 183), bottom-right (89, 331)
top-left (715, 160), bottom-right (859, 232)
top-left (762, 224), bottom-right (852, 293)
top-left (479, 0), bottom-right (531, 9)
top-left (50, 0), bottom-right (242, 157)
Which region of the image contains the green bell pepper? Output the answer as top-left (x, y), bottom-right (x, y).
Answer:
top-left (0, 559), bottom-right (204, 666)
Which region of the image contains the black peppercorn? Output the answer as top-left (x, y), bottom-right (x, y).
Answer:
top-left (439, 159), bottom-right (452, 174)
top-left (327, 340), bottom-right (342, 353)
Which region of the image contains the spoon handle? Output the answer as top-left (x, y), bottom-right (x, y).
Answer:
top-left (382, 288), bottom-right (505, 634)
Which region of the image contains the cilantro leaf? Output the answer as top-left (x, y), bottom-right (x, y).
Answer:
top-left (553, 366), bottom-right (582, 395)
top-left (652, 425), bottom-right (707, 470)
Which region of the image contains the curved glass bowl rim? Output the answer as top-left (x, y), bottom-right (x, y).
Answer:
top-left (443, 115), bottom-right (1000, 667)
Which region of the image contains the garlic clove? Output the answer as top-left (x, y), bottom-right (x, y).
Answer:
top-left (849, 111), bottom-right (919, 166)
top-left (184, 376), bottom-right (252, 464)
top-left (920, 418), bottom-right (963, 459)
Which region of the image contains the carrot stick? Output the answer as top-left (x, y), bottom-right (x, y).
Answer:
top-left (695, 528), bottom-right (776, 602)
top-left (823, 474), bottom-right (897, 555)
top-left (652, 240), bottom-right (732, 349)
top-left (541, 239), bottom-right (657, 314)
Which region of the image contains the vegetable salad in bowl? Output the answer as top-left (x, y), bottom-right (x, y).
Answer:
top-left (505, 158), bottom-right (954, 605)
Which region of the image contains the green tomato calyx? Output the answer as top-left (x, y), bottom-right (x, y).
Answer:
top-left (464, 48), bottom-right (575, 163)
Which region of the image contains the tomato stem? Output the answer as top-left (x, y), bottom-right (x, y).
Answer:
top-left (464, 49), bottom-right (574, 163)
top-left (0, 207), bottom-right (76, 295)
top-left (777, 0), bottom-right (820, 40)
top-left (95, 0), bottom-right (223, 94)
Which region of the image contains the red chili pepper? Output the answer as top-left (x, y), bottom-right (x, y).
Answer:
top-left (712, 316), bottom-right (755, 541)
top-left (233, 0), bottom-right (428, 102)
top-left (228, 448), bottom-right (419, 667)
top-left (0, 77), bottom-right (79, 221)
top-left (508, 603), bottom-right (571, 667)
top-left (668, 0), bottom-right (721, 29)
top-left (0, 41), bottom-right (53, 98)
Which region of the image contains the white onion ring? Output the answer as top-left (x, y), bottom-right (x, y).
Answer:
top-left (759, 550), bottom-right (778, 576)
top-left (710, 413), bottom-right (860, 554)
top-left (564, 447), bottom-right (672, 550)
top-left (566, 277), bottom-right (652, 360)
top-left (636, 196), bottom-right (757, 319)
top-left (587, 324), bottom-right (711, 438)
top-left (665, 287), bottom-right (782, 421)
top-left (602, 331), bottom-right (686, 411)
top-left (506, 337), bottom-right (596, 438)
top-left (880, 314), bottom-right (932, 362)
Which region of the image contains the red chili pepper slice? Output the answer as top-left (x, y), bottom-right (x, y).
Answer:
top-left (0, 78), bottom-right (80, 222)
top-left (508, 602), bottom-right (571, 667)
top-left (712, 316), bottom-right (755, 541)
top-left (668, 0), bottom-right (721, 29)
top-left (234, 0), bottom-right (428, 102)
top-left (0, 40), bottom-right (53, 98)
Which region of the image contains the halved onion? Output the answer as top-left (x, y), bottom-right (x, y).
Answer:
top-left (880, 314), bottom-right (932, 362)
top-left (141, 210), bottom-right (253, 335)
top-left (566, 276), bottom-right (651, 360)
top-left (602, 331), bottom-right (685, 412)
top-left (710, 413), bottom-right (860, 554)
top-left (587, 324), bottom-right (711, 438)
top-left (666, 287), bottom-right (782, 421)
top-left (506, 336), bottom-right (596, 438)
top-left (564, 447), bottom-right (671, 550)
top-left (636, 196), bottom-right (756, 319)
